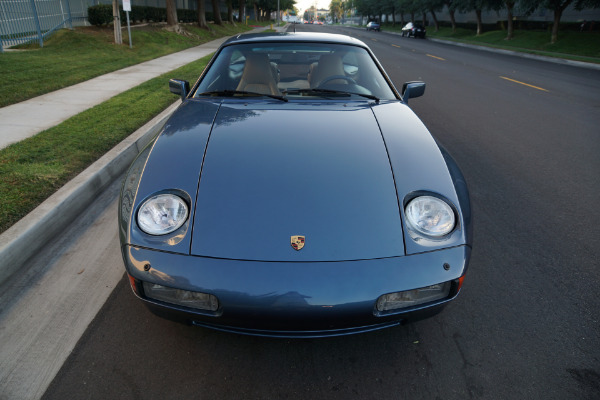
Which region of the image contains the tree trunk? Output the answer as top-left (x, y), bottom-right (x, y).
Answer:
top-left (400, 13), bottom-right (405, 26)
top-left (449, 9), bottom-right (456, 32)
top-left (475, 9), bottom-right (482, 36)
top-left (254, 3), bottom-right (258, 21)
top-left (430, 9), bottom-right (439, 32)
top-left (112, 0), bottom-right (122, 44)
top-left (212, 0), bottom-right (222, 24)
top-left (505, 2), bottom-right (514, 40)
top-left (422, 12), bottom-right (426, 26)
top-left (551, 7), bottom-right (566, 44)
top-left (239, 0), bottom-right (245, 23)
top-left (197, 0), bottom-right (208, 29)
top-left (166, 0), bottom-right (178, 26)
top-left (227, 0), bottom-right (234, 24)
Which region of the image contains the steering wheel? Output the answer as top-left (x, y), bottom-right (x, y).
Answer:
top-left (317, 75), bottom-right (357, 87)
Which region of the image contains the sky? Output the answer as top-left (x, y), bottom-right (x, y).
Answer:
top-left (293, 0), bottom-right (330, 14)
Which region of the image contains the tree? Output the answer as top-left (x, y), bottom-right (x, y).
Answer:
top-left (112, 0), bottom-right (122, 44)
top-left (396, 0), bottom-right (422, 22)
top-left (341, 0), bottom-right (356, 18)
top-left (454, 0), bottom-right (503, 35)
top-left (521, 0), bottom-right (600, 43)
top-left (254, 1), bottom-right (260, 20)
top-left (381, 0), bottom-right (397, 25)
top-left (504, 0), bottom-right (515, 39)
top-left (547, 0), bottom-right (570, 43)
top-left (197, 0), bottom-right (209, 29)
top-left (212, 0), bottom-right (223, 24)
top-left (239, 0), bottom-right (246, 23)
top-left (394, 0), bottom-right (411, 25)
top-left (421, 0), bottom-right (445, 31)
top-left (226, 0), bottom-right (235, 23)
top-left (444, 0), bottom-right (457, 32)
top-left (166, 0), bottom-right (179, 27)
top-left (330, 0), bottom-right (343, 22)
top-left (354, 0), bottom-right (378, 19)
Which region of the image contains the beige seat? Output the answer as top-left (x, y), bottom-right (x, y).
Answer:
top-left (236, 53), bottom-right (281, 96)
top-left (309, 54), bottom-right (347, 88)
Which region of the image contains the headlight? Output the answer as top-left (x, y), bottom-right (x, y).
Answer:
top-left (137, 194), bottom-right (188, 235)
top-left (405, 196), bottom-right (455, 237)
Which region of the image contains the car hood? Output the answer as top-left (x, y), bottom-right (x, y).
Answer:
top-left (128, 100), bottom-right (464, 262)
top-left (191, 101), bottom-right (403, 262)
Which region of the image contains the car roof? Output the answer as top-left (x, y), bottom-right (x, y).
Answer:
top-left (223, 32), bottom-right (369, 48)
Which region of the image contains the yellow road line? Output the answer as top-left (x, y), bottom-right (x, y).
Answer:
top-left (426, 54), bottom-right (446, 61)
top-left (500, 76), bottom-right (549, 92)
top-left (392, 44), bottom-right (402, 48)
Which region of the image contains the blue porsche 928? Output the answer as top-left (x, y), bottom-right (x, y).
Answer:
top-left (119, 32), bottom-right (472, 338)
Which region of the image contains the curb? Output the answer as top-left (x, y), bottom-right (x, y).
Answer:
top-left (0, 101), bottom-right (180, 287)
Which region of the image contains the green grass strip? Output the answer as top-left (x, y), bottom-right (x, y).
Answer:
top-left (380, 25), bottom-right (600, 63)
top-left (0, 54), bottom-right (211, 234)
top-left (0, 23), bottom-right (256, 107)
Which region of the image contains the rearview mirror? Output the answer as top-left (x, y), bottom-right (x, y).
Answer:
top-left (169, 79), bottom-right (190, 100)
top-left (401, 81), bottom-right (426, 103)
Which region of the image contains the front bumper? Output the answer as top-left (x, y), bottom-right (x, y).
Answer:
top-left (123, 245), bottom-right (470, 337)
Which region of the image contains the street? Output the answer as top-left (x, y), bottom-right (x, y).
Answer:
top-left (28, 24), bottom-right (600, 399)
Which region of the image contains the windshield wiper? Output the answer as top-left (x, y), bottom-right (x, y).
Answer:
top-left (285, 88), bottom-right (379, 102)
top-left (197, 90), bottom-right (288, 102)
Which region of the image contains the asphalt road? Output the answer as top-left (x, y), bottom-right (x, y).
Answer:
top-left (41, 25), bottom-right (600, 399)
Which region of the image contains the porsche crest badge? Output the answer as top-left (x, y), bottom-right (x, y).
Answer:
top-left (291, 235), bottom-right (305, 251)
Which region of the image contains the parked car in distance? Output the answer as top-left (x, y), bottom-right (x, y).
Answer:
top-left (401, 22), bottom-right (426, 38)
top-left (366, 21), bottom-right (380, 31)
top-left (119, 32), bottom-right (472, 338)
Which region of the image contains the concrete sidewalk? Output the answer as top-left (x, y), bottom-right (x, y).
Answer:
top-left (0, 36), bottom-right (228, 150)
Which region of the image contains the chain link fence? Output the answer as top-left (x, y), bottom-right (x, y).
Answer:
top-left (0, 0), bottom-right (96, 51)
top-left (0, 0), bottom-right (201, 52)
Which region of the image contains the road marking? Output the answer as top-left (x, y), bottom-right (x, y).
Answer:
top-left (427, 54), bottom-right (446, 61)
top-left (500, 76), bottom-right (549, 92)
top-left (392, 44), bottom-right (402, 48)
top-left (372, 38), bottom-right (378, 42)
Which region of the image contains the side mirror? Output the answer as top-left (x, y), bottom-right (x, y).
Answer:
top-left (401, 81), bottom-right (426, 103)
top-left (169, 79), bottom-right (190, 100)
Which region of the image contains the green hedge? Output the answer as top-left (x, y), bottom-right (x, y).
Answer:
top-left (88, 5), bottom-right (228, 26)
top-left (431, 20), bottom-right (599, 33)
top-left (88, 4), bottom-right (113, 26)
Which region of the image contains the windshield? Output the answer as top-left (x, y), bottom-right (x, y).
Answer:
top-left (193, 42), bottom-right (398, 101)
